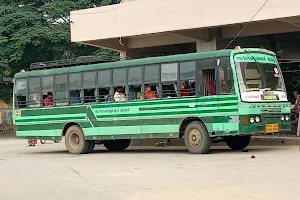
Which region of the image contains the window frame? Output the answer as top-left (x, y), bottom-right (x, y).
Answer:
top-left (160, 62), bottom-right (179, 99)
top-left (83, 71), bottom-right (97, 104)
top-left (54, 74), bottom-right (68, 106)
top-left (179, 61), bottom-right (196, 98)
top-left (14, 78), bottom-right (28, 109)
top-left (219, 65), bottom-right (236, 95)
top-left (28, 76), bottom-right (42, 108)
top-left (98, 69), bottom-right (112, 103)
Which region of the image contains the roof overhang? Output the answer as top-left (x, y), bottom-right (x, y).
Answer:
top-left (70, 0), bottom-right (300, 51)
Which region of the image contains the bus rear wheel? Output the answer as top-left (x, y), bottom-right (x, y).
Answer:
top-left (86, 141), bottom-right (96, 153)
top-left (65, 125), bottom-right (89, 154)
top-left (104, 139), bottom-right (131, 152)
top-left (225, 136), bottom-right (251, 150)
top-left (184, 121), bottom-right (211, 154)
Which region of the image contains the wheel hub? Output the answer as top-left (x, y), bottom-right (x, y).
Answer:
top-left (69, 132), bottom-right (80, 149)
top-left (189, 129), bottom-right (201, 147)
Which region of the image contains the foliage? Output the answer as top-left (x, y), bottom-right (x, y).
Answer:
top-left (0, 0), bottom-right (120, 105)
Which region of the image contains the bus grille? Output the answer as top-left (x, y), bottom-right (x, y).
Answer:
top-left (263, 113), bottom-right (281, 120)
top-left (261, 108), bottom-right (281, 113)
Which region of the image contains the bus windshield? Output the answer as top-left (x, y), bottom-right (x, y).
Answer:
top-left (235, 57), bottom-right (285, 93)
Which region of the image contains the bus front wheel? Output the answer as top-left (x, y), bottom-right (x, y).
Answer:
top-left (104, 139), bottom-right (131, 151)
top-left (184, 121), bottom-right (211, 154)
top-left (65, 125), bottom-right (89, 154)
top-left (225, 136), bottom-right (251, 150)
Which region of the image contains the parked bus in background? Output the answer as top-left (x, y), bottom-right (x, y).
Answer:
top-left (13, 47), bottom-right (291, 154)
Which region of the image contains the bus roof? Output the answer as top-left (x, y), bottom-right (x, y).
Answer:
top-left (14, 48), bottom-right (274, 78)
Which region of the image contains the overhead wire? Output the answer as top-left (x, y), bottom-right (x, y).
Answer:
top-left (219, 0), bottom-right (269, 52)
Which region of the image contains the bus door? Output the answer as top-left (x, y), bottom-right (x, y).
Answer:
top-left (197, 59), bottom-right (221, 133)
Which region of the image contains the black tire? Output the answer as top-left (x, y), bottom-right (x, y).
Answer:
top-left (225, 135), bottom-right (251, 150)
top-left (184, 121), bottom-right (211, 154)
top-left (104, 139), bottom-right (131, 152)
top-left (86, 141), bottom-right (96, 153)
top-left (65, 125), bottom-right (89, 154)
top-left (54, 140), bottom-right (59, 143)
top-left (40, 140), bottom-right (46, 144)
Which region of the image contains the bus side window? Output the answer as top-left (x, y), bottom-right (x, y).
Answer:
top-left (220, 66), bottom-right (235, 94)
top-left (113, 68), bottom-right (127, 102)
top-left (55, 74), bottom-right (68, 106)
top-left (128, 67), bottom-right (142, 101)
top-left (202, 69), bottom-right (216, 96)
top-left (69, 73), bottom-right (82, 105)
top-left (161, 63), bottom-right (178, 98)
top-left (144, 64), bottom-right (160, 100)
top-left (42, 76), bottom-right (54, 106)
top-left (15, 79), bottom-right (28, 108)
top-left (179, 61), bottom-right (196, 97)
top-left (28, 77), bottom-right (41, 108)
top-left (99, 88), bottom-right (110, 102)
top-left (98, 70), bottom-right (111, 102)
top-left (83, 71), bottom-right (96, 104)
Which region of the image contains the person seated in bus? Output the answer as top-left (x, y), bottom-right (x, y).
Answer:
top-left (114, 86), bottom-right (127, 102)
top-left (70, 90), bottom-right (81, 105)
top-left (181, 81), bottom-right (191, 97)
top-left (105, 93), bottom-right (112, 102)
top-left (43, 92), bottom-right (53, 106)
top-left (145, 84), bottom-right (159, 99)
top-left (129, 85), bottom-right (137, 101)
top-left (206, 80), bottom-right (216, 95)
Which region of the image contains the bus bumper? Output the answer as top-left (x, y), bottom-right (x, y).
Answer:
top-left (239, 122), bottom-right (291, 136)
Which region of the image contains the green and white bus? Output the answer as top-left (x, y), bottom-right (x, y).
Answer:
top-left (13, 48), bottom-right (291, 154)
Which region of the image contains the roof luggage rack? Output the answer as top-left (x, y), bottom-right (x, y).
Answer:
top-left (29, 55), bottom-right (129, 71)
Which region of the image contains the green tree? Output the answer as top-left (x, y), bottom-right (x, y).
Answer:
top-left (0, 0), bottom-right (120, 105)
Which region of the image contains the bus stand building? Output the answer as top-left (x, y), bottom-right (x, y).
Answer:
top-left (70, 0), bottom-right (300, 100)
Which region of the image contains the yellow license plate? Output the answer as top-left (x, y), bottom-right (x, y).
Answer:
top-left (266, 124), bottom-right (279, 133)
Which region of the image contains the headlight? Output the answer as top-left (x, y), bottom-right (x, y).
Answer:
top-left (255, 116), bottom-right (260, 123)
top-left (285, 115), bottom-right (289, 121)
top-left (250, 117), bottom-right (255, 124)
top-left (281, 116), bottom-right (285, 121)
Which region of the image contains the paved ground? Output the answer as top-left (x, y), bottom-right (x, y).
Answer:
top-left (0, 139), bottom-right (300, 200)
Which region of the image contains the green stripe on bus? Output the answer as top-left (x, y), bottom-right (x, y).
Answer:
top-left (15, 116), bottom-right (86, 123)
top-left (91, 96), bottom-right (238, 109)
top-left (20, 106), bottom-right (86, 117)
top-left (16, 121), bottom-right (92, 131)
top-left (95, 109), bottom-right (238, 119)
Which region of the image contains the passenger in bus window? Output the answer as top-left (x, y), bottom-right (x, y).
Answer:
top-left (145, 84), bottom-right (159, 99)
top-left (43, 92), bottom-right (53, 106)
top-left (114, 86), bottom-right (127, 102)
top-left (181, 81), bottom-right (191, 97)
top-left (105, 93), bottom-right (112, 102)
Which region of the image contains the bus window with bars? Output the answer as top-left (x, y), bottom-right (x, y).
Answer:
top-left (98, 70), bottom-right (111, 102)
top-left (69, 73), bottom-right (82, 105)
top-left (55, 74), bottom-right (68, 106)
top-left (219, 66), bottom-right (235, 94)
top-left (179, 61), bottom-right (196, 97)
top-left (161, 63), bottom-right (178, 98)
top-left (128, 66), bottom-right (142, 101)
top-left (42, 76), bottom-right (54, 106)
top-left (83, 71), bottom-right (96, 104)
top-left (28, 77), bottom-right (41, 108)
top-left (15, 79), bottom-right (28, 108)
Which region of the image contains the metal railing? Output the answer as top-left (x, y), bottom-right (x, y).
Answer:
top-left (30, 56), bottom-right (129, 71)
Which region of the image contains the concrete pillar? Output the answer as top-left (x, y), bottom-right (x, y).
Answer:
top-left (120, 50), bottom-right (134, 59)
top-left (196, 29), bottom-right (218, 52)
